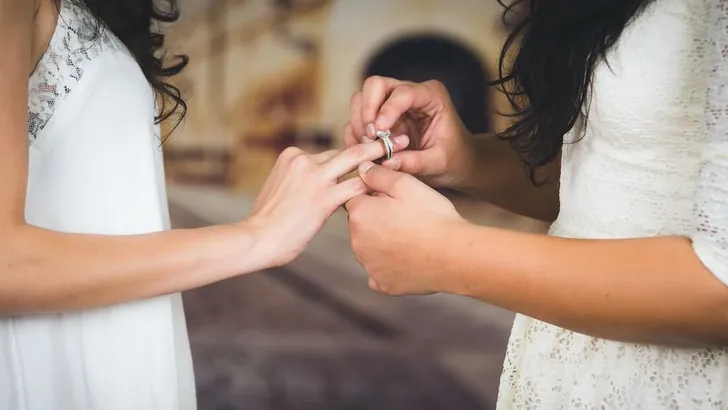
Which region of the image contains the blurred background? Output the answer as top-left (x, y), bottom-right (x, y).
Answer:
top-left (162, 0), bottom-right (547, 409)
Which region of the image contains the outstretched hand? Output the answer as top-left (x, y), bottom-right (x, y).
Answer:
top-left (248, 135), bottom-right (409, 267)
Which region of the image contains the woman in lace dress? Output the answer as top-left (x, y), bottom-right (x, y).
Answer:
top-left (0, 1), bottom-right (403, 409)
top-left (343, 0), bottom-right (728, 408)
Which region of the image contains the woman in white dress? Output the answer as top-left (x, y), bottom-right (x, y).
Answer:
top-left (343, 0), bottom-right (728, 408)
top-left (0, 1), bottom-right (405, 409)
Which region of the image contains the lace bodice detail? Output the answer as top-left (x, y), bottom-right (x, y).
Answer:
top-left (497, 0), bottom-right (728, 409)
top-left (27, 0), bottom-right (127, 144)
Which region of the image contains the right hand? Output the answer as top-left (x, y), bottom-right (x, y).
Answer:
top-left (246, 137), bottom-right (408, 267)
top-left (345, 76), bottom-right (477, 189)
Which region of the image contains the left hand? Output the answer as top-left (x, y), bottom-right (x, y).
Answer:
top-left (345, 161), bottom-right (467, 296)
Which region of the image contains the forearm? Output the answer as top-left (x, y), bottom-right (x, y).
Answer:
top-left (0, 221), bottom-right (268, 314)
top-left (456, 134), bottom-right (560, 222)
top-left (439, 222), bottom-right (728, 347)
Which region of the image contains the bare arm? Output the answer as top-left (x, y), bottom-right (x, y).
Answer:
top-left (443, 227), bottom-right (728, 346)
top-left (0, 0), bottom-right (401, 315)
top-left (0, 1), bottom-right (265, 315)
top-left (350, 2), bottom-right (728, 347)
top-left (455, 133), bottom-right (561, 223)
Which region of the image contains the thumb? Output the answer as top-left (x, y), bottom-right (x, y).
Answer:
top-left (388, 148), bottom-right (443, 176)
top-left (358, 161), bottom-right (411, 197)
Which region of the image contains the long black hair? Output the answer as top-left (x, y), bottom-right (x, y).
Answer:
top-left (68, 0), bottom-right (188, 133)
top-left (493, 0), bottom-right (653, 183)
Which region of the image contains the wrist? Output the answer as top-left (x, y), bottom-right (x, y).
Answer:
top-left (445, 132), bottom-right (485, 191)
top-left (235, 216), bottom-right (281, 269)
top-left (428, 217), bottom-right (480, 295)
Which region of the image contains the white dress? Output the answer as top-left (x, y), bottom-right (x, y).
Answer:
top-left (0, 2), bottom-right (196, 409)
top-left (497, 0), bottom-right (728, 409)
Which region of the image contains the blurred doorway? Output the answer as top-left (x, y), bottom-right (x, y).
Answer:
top-left (363, 35), bottom-right (491, 134)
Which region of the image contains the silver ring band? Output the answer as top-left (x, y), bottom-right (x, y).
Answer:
top-left (375, 130), bottom-right (394, 160)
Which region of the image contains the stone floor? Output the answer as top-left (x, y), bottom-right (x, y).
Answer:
top-left (183, 270), bottom-right (488, 410)
top-left (169, 185), bottom-right (548, 410)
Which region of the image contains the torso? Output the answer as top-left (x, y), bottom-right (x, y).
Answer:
top-left (0, 2), bottom-right (196, 409)
top-left (497, 0), bottom-right (728, 408)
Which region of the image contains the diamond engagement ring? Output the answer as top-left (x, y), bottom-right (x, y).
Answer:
top-left (374, 129), bottom-right (394, 160)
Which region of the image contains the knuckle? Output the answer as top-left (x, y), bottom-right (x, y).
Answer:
top-left (376, 281), bottom-right (392, 295)
top-left (344, 143), bottom-right (369, 161)
top-left (349, 90), bottom-right (362, 106)
top-left (363, 75), bottom-right (384, 89)
top-left (349, 235), bottom-right (360, 254)
top-left (349, 179), bottom-right (367, 195)
top-left (368, 279), bottom-right (379, 293)
top-left (424, 79), bottom-right (446, 93)
top-left (393, 83), bottom-right (414, 96)
top-left (289, 152), bottom-right (313, 171)
top-left (280, 146), bottom-right (302, 160)
top-left (347, 207), bottom-right (363, 226)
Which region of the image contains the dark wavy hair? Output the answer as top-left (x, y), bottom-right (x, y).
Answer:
top-left (493, 0), bottom-right (653, 183)
top-left (67, 0), bottom-right (189, 135)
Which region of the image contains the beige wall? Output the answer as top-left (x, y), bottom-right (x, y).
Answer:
top-left (164, 0), bottom-right (511, 191)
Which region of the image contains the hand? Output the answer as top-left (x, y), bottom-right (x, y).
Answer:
top-left (345, 76), bottom-right (477, 189)
top-left (248, 136), bottom-right (409, 267)
top-left (345, 162), bottom-right (468, 296)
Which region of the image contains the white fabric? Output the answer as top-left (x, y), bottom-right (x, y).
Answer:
top-left (1, 2), bottom-right (196, 409)
top-left (497, 0), bottom-right (728, 408)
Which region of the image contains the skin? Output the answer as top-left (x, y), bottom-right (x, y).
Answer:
top-left (344, 76), bottom-right (560, 222)
top-left (344, 75), bottom-right (728, 347)
top-left (0, 0), bottom-right (408, 315)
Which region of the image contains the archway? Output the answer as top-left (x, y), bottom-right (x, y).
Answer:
top-left (363, 35), bottom-right (491, 134)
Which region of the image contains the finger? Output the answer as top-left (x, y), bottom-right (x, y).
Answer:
top-left (361, 76), bottom-right (404, 137)
top-left (349, 90), bottom-right (370, 142)
top-left (383, 148), bottom-right (442, 176)
top-left (328, 176), bottom-right (372, 207)
top-left (368, 277), bottom-right (382, 293)
top-left (310, 149), bottom-right (340, 164)
top-left (375, 83), bottom-right (434, 132)
top-left (278, 146), bottom-right (307, 162)
top-left (255, 146), bottom-right (307, 210)
top-left (321, 135), bottom-right (410, 180)
top-left (343, 122), bottom-right (359, 148)
top-left (343, 192), bottom-right (373, 212)
top-left (358, 161), bottom-right (417, 198)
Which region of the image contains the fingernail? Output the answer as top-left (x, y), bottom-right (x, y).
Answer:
top-left (362, 136), bottom-right (374, 143)
top-left (366, 123), bottom-right (376, 136)
top-left (359, 162), bottom-right (375, 173)
top-left (375, 116), bottom-right (386, 128)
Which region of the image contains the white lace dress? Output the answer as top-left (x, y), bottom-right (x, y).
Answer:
top-left (0, 2), bottom-right (196, 409)
top-left (497, 0), bottom-right (728, 408)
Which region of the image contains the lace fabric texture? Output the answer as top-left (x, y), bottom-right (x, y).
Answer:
top-left (27, 0), bottom-right (125, 143)
top-left (497, 0), bottom-right (728, 409)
